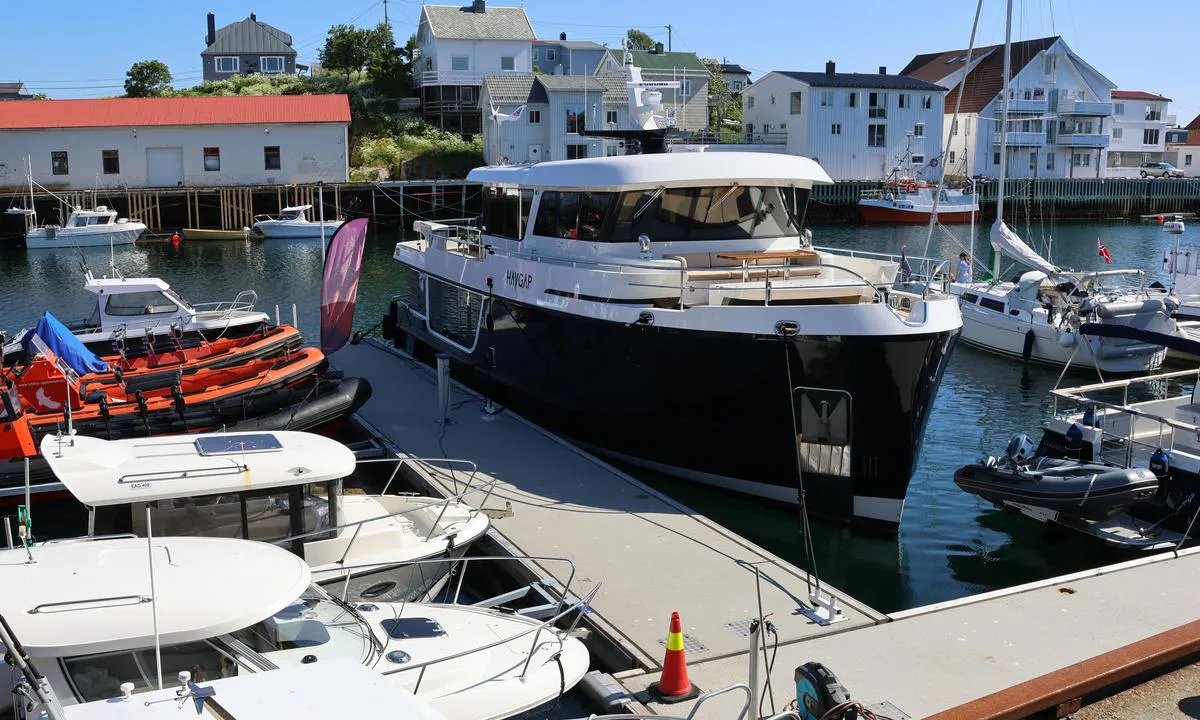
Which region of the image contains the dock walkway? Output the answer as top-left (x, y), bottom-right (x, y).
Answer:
top-left (334, 340), bottom-right (882, 672)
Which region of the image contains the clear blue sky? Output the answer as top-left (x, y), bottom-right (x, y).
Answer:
top-left (3, 0), bottom-right (1196, 122)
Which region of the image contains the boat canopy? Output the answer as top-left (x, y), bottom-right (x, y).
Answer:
top-left (280, 205), bottom-right (313, 213)
top-left (467, 152), bottom-right (834, 191)
top-left (991, 219), bottom-right (1058, 276)
top-left (41, 431), bottom-right (356, 507)
top-left (25, 311), bottom-right (108, 375)
top-left (0, 536), bottom-right (310, 656)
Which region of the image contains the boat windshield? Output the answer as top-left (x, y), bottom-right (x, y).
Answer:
top-left (281, 210), bottom-right (305, 221)
top-left (609, 185), bottom-right (808, 242)
top-left (60, 585), bottom-right (371, 703)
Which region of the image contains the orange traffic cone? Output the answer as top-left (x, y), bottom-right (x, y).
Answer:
top-left (651, 611), bottom-right (700, 703)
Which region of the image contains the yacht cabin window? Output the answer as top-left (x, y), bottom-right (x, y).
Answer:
top-left (533, 191), bottom-right (617, 240)
top-left (86, 215), bottom-right (113, 225)
top-left (479, 186), bottom-right (531, 241)
top-left (610, 185), bottom-right (807, 242)
top-left (104, 291), bottom-right (179, 316)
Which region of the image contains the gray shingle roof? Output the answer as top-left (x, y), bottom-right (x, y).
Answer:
top-left (536, 73), bottom-right (626, 103)
top-left (778, 71), bottom-right (944, 91)
top-left (421, 4), bottom-right (535, 40)
top-left (534, 39), bottom-right (607, 51)
top-left (481, 75), bottom-right (547, 104)
top-left (202, 16), bottom-right (294, 56)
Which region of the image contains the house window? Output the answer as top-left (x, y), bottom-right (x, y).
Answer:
top-left (1187, 154), bottom-right (1194, 166)
top-left (565, 103), bottom-right (583, 134)
top-left (770, 94), bottom-right (775, 105)
top-left (259, 56), bottom-right (285, 74)
top-left (528, 109), bottom-right (541, 124)
top-left (911, 154), bottom-right (925, 165)
top-left (606, 144), bottom-right (623, 157)
top-left (993, 151), bottom-right (1001, 165)
top-left (1114, 103), bottom-right (1124, 115)
top-left (1043, 54), bottom-right (1056, 76)
top-left (51, 151), bottom-right (68, 175)
top-left (547, 49), bottom-right (556, 61)
top-left (681, 80), bottom-right (692, 98)
top-left (948, 150), bottom-right (956, 163)
top-left (867, 124), bottom-right (886, 147)
top-left (203, 147), bottom-right (220, 171)
top-left (831, 123), bottom-right (841, 135)
top-left (1112, 127), bottom-right (1123, 139)
top-left (566, 144), bottom-right (587, 160)
top-left (1029, 151), bottom-right (1038, 169)
top-left (731, 81), bottom-right (742, 91)
top-left (264, 146), bottom-right (281, 170)
top-left (898, 94), bottom-right (909, 109)
top-left (101, 149), bottom-right (119, 175)
top-left (451, 56), bottom-right (468, 71)
top-left (747, 96), bottom-right (755, 109)
top-left (1111, 151), bottom-right (1122, 164)
top-left (1046, 152), bottom-right (1055, 170)
top-left (914, 123), bottom-right (924, 137)
top-left (606, 109), bottom-right (618, 126)
top-left (215, 56), bottom-right (239, 73)
top-left (1141, 152), bottom-right (1152, 164)
top-left (846, 92), bottom-right (856, 108)
top-left (763, 124), bottom-right (771, 134)
top-left (501, 56), bottom-right (514, 71)
top-left (868, 92), bottom-right (887, 118)
top-left (425, 57), bottom-right (432, 70)
top-left (789, 92), bottom-right (802, 115)
top-left (921, 94), bottom-right (932, 109)
top-left (1146, 104), bottom-right (1162, 121)
top-left (532, 48), bottom-right (539, 60)
top-left (1143, 129), bottom-right (1160, 145)
top-left (950, 119), bottom-right (958, 136)
top-left (820, 91), bottom-right (833, 107)
top-left (1073, 153), bottom-right (1090, 167)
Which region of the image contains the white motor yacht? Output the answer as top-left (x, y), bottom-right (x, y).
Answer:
top-left (0, 536), bottom-right (590, 720)
top-left (6, 206), bottom-right (147, 250)
top-left (384, 150), bottom-right (963, 530)
top-left (40, 430), bottom-right (490, 603)
top-left (252, 205), bottom-right (344, 239)
top-left (2, 268), bottom-right (270, 364)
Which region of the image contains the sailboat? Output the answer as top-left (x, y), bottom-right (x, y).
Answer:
top-left (948, 0), bottom-right (1175, 373)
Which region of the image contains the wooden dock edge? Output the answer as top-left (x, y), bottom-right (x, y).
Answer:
top-left (927, 619), bottom-right (1200, 720)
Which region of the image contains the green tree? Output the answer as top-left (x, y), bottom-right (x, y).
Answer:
top-left (625, 28), bottom-right (656, 51)
top-left (703, 58), bottom-right (742, 133)
top-left (320, 24), bottom-right (372, 79)
top-left (124, 60), bottom-right (172, 98)
top-left (30, 92), bottom-right (49, 100)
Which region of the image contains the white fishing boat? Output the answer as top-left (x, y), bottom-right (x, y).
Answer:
top-left (2, 268), bottom-right (270, 364)
top-left (5, 158), bottom-right (145, 250)
top-left (252, 205), bottom-right (344, 239)
top-left (40, 430), bottom-right (491, 603)
top-left (948, 1), bottom-right (1174, 374)
top-left (0, 535), bottom-right (591, 720)
top-left (857, 183), bottom-right (979, 224)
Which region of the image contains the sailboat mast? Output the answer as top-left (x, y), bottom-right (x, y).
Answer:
top-left (993, 0), bottom-right (1013, 279)
top-left (27, 156), bottom-right (36, 228)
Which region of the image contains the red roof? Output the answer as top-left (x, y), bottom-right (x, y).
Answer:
top-left (1112, 90), bottom-right (1171, 102)
top-left (0, 95), bottom-right (351, 130)
top-left (1187, 114), bottom-right (1200, 131)
top-left (901, 36), bottom-right (1060, 113)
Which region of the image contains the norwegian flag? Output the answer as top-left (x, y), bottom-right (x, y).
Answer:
top-left (1098, 239), bottom-right (1112, 264)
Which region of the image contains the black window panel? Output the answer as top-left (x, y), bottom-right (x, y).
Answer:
top-left (480, 186), bottom-right (524, 241)
top-left (578, 192), bottom-right (614, 241)
top-left (557, 192), bottom-right (581, 238)
top-left (532, 191), bottom-right (560, 237)
top-left (980, 297), bottom-right (1005, 312)
top-left (51, 151), bottom-right (69, 175)
top-left (609, 186), bottom-right (809, 243)
top-left (101, 150), bottom-right (119, 175)
top-left (962, 293), bottom-right (979, 303)
top-left (264, 146), bottom-right (281, 170)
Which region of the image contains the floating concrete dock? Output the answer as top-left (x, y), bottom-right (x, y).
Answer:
top-left (336, 339), bottom-right (1200, 718)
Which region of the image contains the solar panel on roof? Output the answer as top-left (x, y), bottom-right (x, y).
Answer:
top-left (195, 434), bottom-right (283, 456)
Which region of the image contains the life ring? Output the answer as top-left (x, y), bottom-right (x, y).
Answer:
top-left (929, 158), bottom-right (939, 168)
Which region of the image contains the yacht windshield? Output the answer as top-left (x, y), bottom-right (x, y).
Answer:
top-left (610, 185), bottom-right (808, 242)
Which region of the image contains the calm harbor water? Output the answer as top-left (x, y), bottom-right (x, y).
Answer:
top-left (0, 217), bottom-right (1189, 613)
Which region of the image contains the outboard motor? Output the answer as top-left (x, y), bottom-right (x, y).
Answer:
top-left (1064, 422), bottom-right (1084, 461)
top-left (1150, 447), bottom-right (1171, 501)
top-left (1006, 432), bottom-right (1036, 467)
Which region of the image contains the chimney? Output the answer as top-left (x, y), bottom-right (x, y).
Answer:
top-left (250, 12), bottom-right (256, 21)
top-left (654, 41), bottom-right (664, 54)
top-left (472, 0), bottom-right (485, 12)
top-left (560, 32), bottom-right (567, 41)
top-left (878, 65), bottom-right (887, 75)
top-left (206, 12), bottom-right (215, 46)
top-left (825, 60), bottom-right (835, 75)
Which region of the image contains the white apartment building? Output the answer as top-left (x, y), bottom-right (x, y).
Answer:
top-left (742, 63), bottom-right (947, 181)
top-left (902, 36), bottom-right (1115, 179)
top-left (1107, 90), bottom-right (1173, 176)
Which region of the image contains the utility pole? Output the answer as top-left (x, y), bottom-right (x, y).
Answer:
top-left (666, 25), bottom-right (672, 52)
top-left (383, 0), bottom-right (389, 27)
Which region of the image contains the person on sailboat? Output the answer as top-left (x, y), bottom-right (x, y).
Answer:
top-left (956, 253), bottom-right (972, 283)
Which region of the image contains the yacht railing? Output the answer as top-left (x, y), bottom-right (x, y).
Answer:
top-left (190, 290), bottom-right (260, 319)
top-left (271, 454), bottom-right (498, 575)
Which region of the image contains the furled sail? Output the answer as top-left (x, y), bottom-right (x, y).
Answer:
top-left (990, 219), bottom-right (1057, 276)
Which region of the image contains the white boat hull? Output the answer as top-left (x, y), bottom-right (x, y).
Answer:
top-left (253, 219), bottom-right (345, 238)
top-left (25, 223), bottom-right (146, 249)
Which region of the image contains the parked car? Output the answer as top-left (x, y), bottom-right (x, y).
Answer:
top-left (1140, 162), bottom-right (1184, 178)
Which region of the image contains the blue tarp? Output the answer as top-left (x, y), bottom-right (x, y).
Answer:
top-left (23, 311), bottom-right (109, 375)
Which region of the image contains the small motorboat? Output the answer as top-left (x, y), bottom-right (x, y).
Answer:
top-left (252, 205), bottom-right (344, 239)
top-left (954, 433), bottom-right (1159, 519)
top-left (180, 226), bottom-right (252, 241)
top-left (7, 205), bottom-right (146, 250)
top-left (1164, 215), bottom-right (1186, 234)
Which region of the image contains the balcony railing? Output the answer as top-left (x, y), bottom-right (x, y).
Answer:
top-left (991, 131), bottom-right (1046, 147)
top-left (1007, 98), bottom-right (1048, 113)
top-left (414, 69), bottom-right (533, 87)
top-left (1056, 133), bottom-right (1110, 148)
top-left (1059, 99), bottom-right (1113, 116)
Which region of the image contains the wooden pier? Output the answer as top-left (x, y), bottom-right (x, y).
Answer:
top-left (334, 337), bottom-right (1200, 719)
